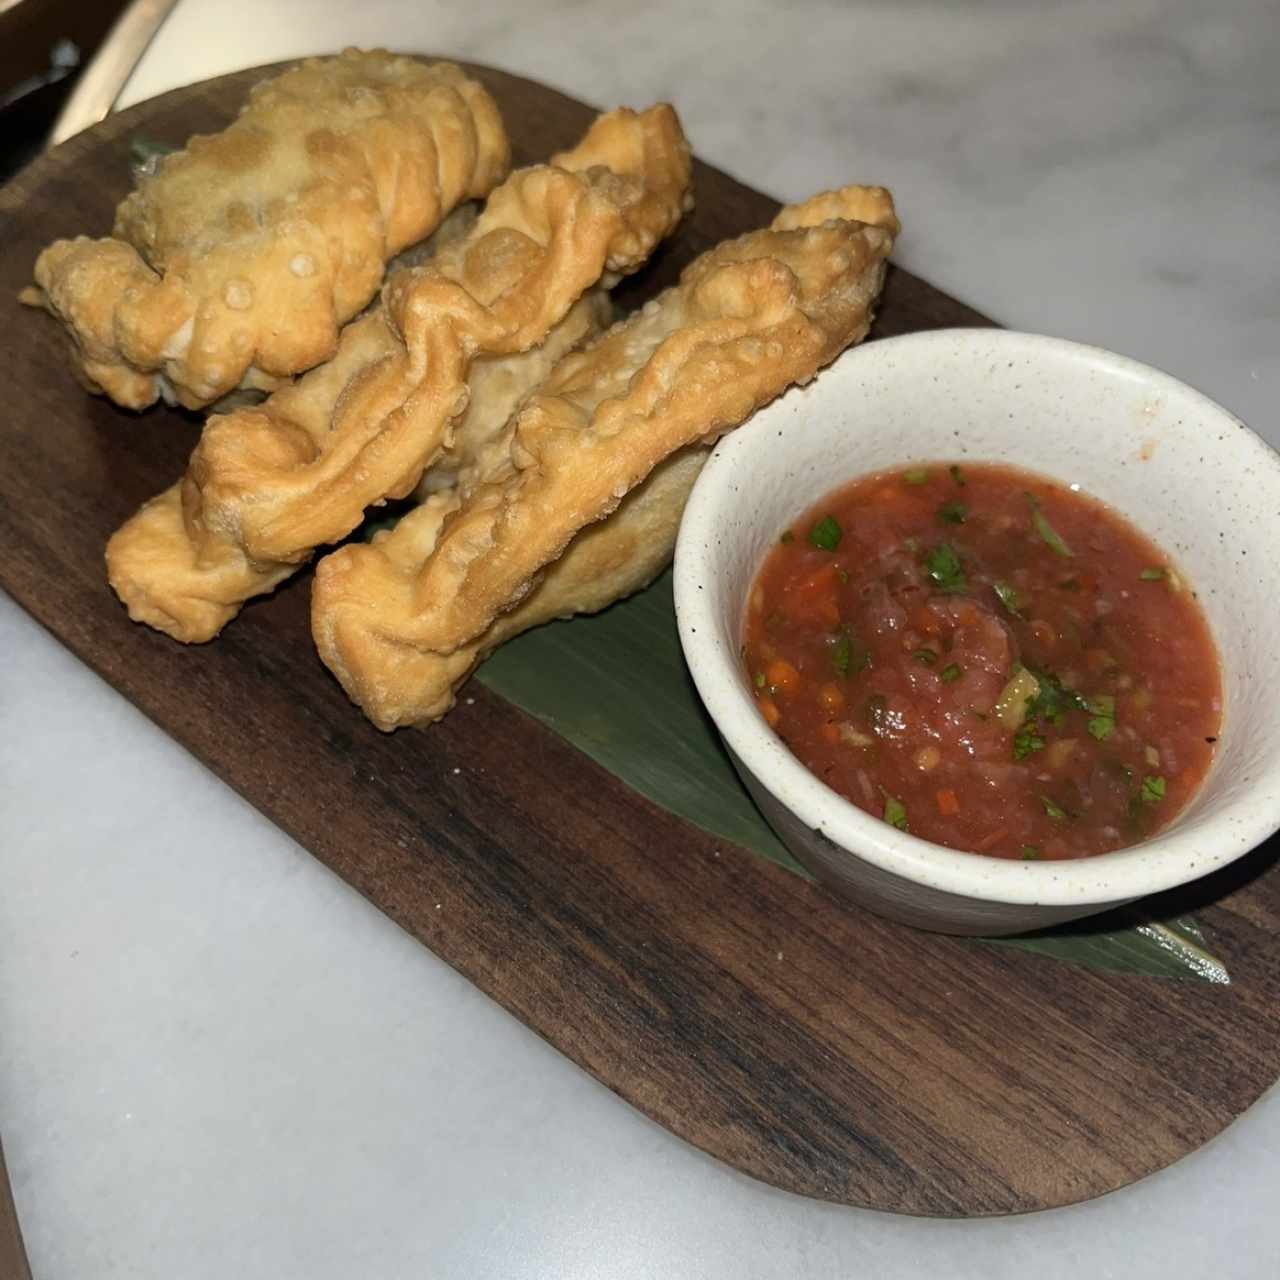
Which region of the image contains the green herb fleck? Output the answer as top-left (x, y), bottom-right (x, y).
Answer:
top-left (831, 632), bottom-right (851, 676)
top-left (754, 672), bottom-right (766, 688)
top-left (938, 501), bottom-right (967, 525)
top-left (835, 566), bottom-right (849, 584)
top-left (882, 791), bottom-right (909, 831)
top-left (923, 542), bottom-right (966, 592)
top-left (1086, 694), bottom-right (1116, 742)
top-left (1141, 775), bottom-right (1167, 806)
top-left (949, 464), bottom-right (966, 487)
top-left (903, 468), bottom-right (929, 486)
top-left (779, 529), bottom-right (794, 544)
top-left (830, 628), bottom-right (870, 678)
top-left (940, 663), bottom-right (963, 683)
top-left (1139, 567), bottom-right (1166, 581)
top-left (1027, 494), bottom-right (1073, 557)
top-left (1021, 845), bottom-right (1042, 860)
top-left (1025, 668), bottom-right (1088, 727)
top-left (1041, 795), bottom-right (1071, 822)
top-left (1126, 794), bottom-right (1147, 831)
top-left (1013, 725), bottom-right (1046, 760)
top-left (809, 515), bottom-right (842, 551)
top-left (912, 648), bottom-right (938, 665)
top-left (993, 581), bottom-right (1024, 618)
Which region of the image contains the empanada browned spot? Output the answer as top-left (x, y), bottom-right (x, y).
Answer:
top-left (22, 50), bottom-right (510, 411)
top-left (311, 186), bottom-right (899, 729)
top-left (105, 105), bottom-right (693, 643)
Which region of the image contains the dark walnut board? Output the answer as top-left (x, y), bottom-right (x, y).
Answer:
top-left (4, 62), bottom-right (1280, 1219)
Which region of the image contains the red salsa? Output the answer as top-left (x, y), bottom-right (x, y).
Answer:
top-left (742, 463), bottom-right (1221, 860)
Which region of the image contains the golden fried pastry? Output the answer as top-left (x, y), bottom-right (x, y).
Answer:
top-left (312, 185), bottom-right (899, 729)
top-left (418, 289), bottom-right (612, 496)
top-left (23, 50), bottom-right (510, 410)
top-left (105, 105), bottom-right (693, 642)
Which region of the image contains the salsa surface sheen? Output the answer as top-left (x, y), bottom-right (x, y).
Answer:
top-left (742, 463), bottom-right (1221, 860)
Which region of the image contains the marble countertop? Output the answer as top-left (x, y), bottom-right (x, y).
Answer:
top-left (4, 2), bottom-right (1279, 1276)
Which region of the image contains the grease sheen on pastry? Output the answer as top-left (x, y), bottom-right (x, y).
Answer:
top-left (312, 185), bottom-right (899, 729)
top-left (24, 50), bottom-right (510, 410)
top-left (104, 104), bottom-right (693, 642)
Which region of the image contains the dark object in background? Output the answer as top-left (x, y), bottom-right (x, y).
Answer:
top-left (0, 0), bottom-right (131, 182)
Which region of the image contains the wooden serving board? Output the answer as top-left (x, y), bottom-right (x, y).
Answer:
top-left (4, 62), bottom-right (1280, 1218)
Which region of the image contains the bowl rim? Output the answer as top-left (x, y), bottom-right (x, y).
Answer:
top-left (673, 326), bottom-right (1280, 908)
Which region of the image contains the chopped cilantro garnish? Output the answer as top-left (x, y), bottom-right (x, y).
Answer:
top-left (1041, 795), bottom-right (1071, 822)
top-left (992, 581), bottom-right (1024, 618)
top-left (912, 648), bottom-right (938, 665)
top-left (1027, 494), bottom-right (1073, 557)
top-left (882, 791), bottom-right (909, 831)
top-left (923, 542), bottom-right (966, 592)
top-left (1025, 668), bottom-right (1088, 726)
top-left (1013, 724), bottom-right (1046, 760)
top-left (831, 631), bottom-right (851, 676)
top-left (1141, 775), bottom-right (1167, 806)
top-left (1139, 567), bottom-right (1166, 581)
top-left (1021, 845), bottom-right (1042, 860)
top-left (938, 501), bottom-right (967, 525)
top-left (754, 672), bottom-right (766, 688)
top-left (829, 629), bottom-right (870, 678)
top-left (779, 529), bottom-right (794, 544)
top-left (1126, 794), bottom-right (1147, 831)
top-left (903, 468), bottom-right (929, 486)
top-left (1086, 694), bottom-right (1116, 741)
top-left (808, 515), bottom-right (842, 551)
top-left (949, 464), bottom-right (966, 487)
top-left (939, 663), bottom-right (963, 683)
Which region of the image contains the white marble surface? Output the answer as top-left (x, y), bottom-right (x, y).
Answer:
top-left (4, 1), bottom-right (1279, 1275)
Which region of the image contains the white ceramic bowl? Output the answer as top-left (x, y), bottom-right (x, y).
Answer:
top-left (674, 328), bottom-right (1280, 935)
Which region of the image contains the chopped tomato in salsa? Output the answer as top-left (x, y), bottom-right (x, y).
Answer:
top-left (742, 463), bottom-right (1221, 860)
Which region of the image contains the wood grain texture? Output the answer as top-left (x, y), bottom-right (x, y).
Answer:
top-left (0, 1136), bottom-right (32, 1280)
top-left (3, 61), bottom-right (1279, 1219)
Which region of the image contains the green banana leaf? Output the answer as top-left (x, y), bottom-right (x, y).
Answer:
top-left (478, 569), bottom-right (1230, 984)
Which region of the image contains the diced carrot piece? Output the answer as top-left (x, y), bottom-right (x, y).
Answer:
top-left (766, 659), bottom-right (801, 695)
top-left (758, 696), bottom-right (780, 727)
top-left (1030, 619), bottom-right (1056, 648)
top-left (782, 562), bottom-right (841, 625)
top-left (911, 604), bottom-right (942, 634)
top-left (936, 788), bottom-right (960, 816)
top-left (1084, 647), bottom-right (1114, 672)
top-left (818, 682), bottom-right (845, 712)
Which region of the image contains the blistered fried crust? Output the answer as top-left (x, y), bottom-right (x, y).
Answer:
top-left (312, 186), bottom-right (899, 728)
top-left (23, 50), bottom-right (510, 410)
top-left (105, 105), bottom-right (693, 641)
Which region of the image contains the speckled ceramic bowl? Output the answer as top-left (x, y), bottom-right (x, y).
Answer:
top-left (674, 328), bottom-right (1280, 935)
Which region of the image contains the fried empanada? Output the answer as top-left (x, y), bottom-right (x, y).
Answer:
top-left (23, 50), bottom-right (510, 410)
top-left (311, 185), bottom-right (899, 729)
top-left (105, 105), bottom-right (693, 642)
